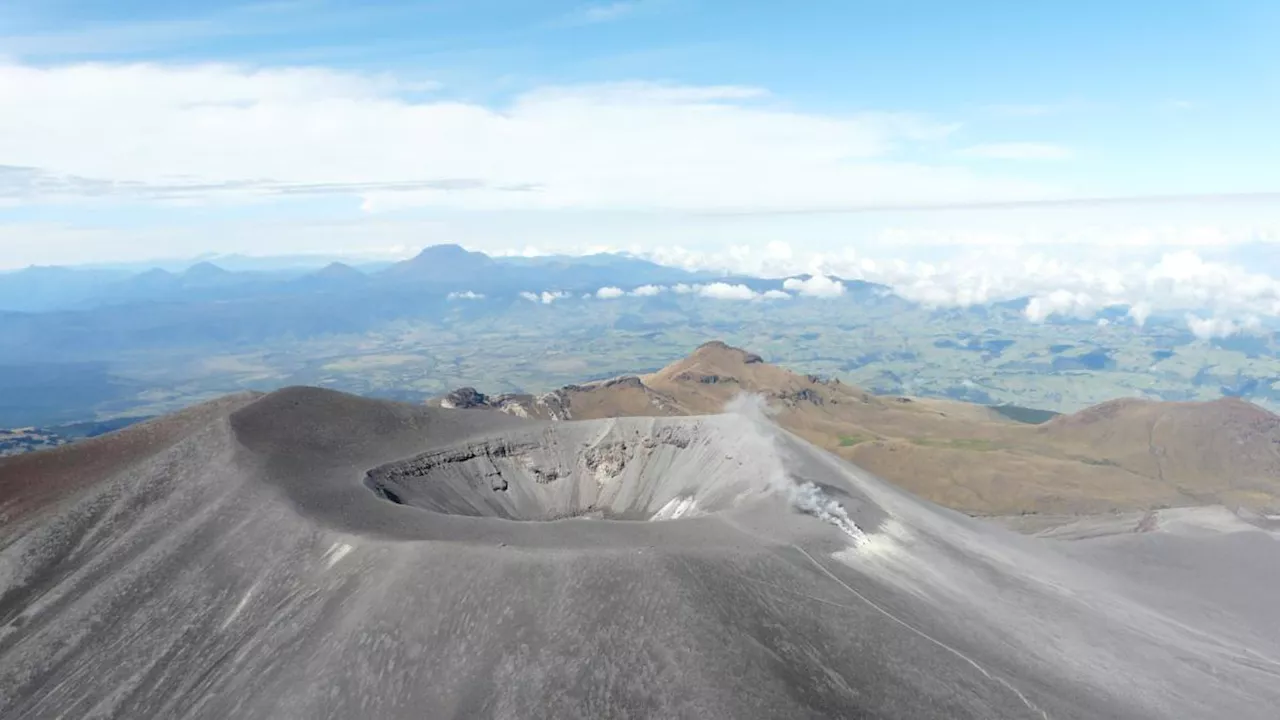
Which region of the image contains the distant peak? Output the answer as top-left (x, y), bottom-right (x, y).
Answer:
top-left (692, 340), bottom-right (764, 364)
top-left (382, 244), bottom-right (494, 278)
top-left (313, 262), bottom-right (363, 278)
top-left (414, 244), bottom-right (483, 259)
top-left (183, 261), bottom-right (229, 276)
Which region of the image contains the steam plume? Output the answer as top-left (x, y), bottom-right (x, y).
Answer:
top-left (725, 393), bottom-right (867, 545)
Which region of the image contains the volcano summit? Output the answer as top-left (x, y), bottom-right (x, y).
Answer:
top-left (0, 386), bottom-right (1277, 719)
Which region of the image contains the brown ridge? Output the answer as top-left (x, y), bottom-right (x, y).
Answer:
top-left (434, 341), bottom-right (1280, 516)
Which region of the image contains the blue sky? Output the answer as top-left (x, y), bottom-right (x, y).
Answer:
top-left (1, 0), bottom-right (1278, 287)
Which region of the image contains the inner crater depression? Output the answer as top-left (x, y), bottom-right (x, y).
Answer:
top-left (363, 415), bottom-right (787, 521)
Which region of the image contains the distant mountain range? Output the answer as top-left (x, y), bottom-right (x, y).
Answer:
top-left (0, 246), bottom-right (815, 425)
top-left (0, 244), bottom-right (890, 369)
top-left (3, 244), bottom-right (1277, 429)
top-left (0, 245), bottom-right (736, 313)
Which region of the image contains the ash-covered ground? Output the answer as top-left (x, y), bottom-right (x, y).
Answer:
top-left (0, 387), bottom-right (1277, 719)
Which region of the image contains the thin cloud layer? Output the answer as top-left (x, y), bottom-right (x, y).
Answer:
top-left (957, 142), bottom-right (1072, 161)
top-left (569, 1), bottom-right (650, 25)
top-left (539, 237), bottom-right (1280, 329)
top-left (0, 62), bottom-right (1052, 212)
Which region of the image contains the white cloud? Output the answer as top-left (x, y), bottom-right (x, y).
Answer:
top-left (470, 229), bottom-right (1280, 328)
top-left (764, 240), bottom-right (793, 261)
top-left (447, 290), bottom-right (484, 300)
top-left (697, 282), bottom-right (758, 300)
top-left (1023, 290), bottom-right (1096, 322)
top-left (634, 236), bottom-right (1280, 325)
top-left (1097, 318), bottom-right (1111, 327)
top-left (491, 245), bottom-right (551, 259)
top-left (1185, 313), bottom-right (1258, 340)
top-left (1127, 301), bottom-right (1151, 327)
top-left (782, 275), bottom-right (846, 297)
top-left (956, 142), bottom-right (1072, 161)
top-left (520, 290), bottom-right (569, 304)
top-left (515, 281), bottom-right (789, 303)
top-left (0, 61), bottom-right (1052, 214)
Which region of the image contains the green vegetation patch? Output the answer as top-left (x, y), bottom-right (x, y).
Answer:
top-left (991, 404), bottom-right (1060, 424)
top-left (911, 437), bottom-right (1002, 451)
top-left (1078, 456), bottom-right (1119, 467)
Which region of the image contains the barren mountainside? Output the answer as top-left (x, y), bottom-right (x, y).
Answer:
top-left (1, 385), bottom-right (1278, 719)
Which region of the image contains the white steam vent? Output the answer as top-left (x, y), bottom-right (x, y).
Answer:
top-left (724, 393), bottom-right (869, 544)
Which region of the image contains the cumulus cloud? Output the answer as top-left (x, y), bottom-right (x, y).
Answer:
top-left (446, 290), bottom-right (484, 300)
top-left (478, 231), bottom-right (1280, 332)
top-left (1127, 301), bottom-right (1152, 327)
top-left (1185, 313), bottom-right (1260, 340)
top-left (682, 283), bottom-right (791, 301)
top-left (1144, 251), bottom-right (1280, 310)
top-left (698, 282), bottom-right (758, 300)
top-left (519, 290), bottom-right (569, 304)
top-left (782, 275), bottom-right (846, 298)
top-left (931, 250), bottom-right (1280, 330)
top-left (515, 281), bottom-right (793, 303)
top-left (1023, 290), bottom-right (1097, 323)
top-left (0, 61), bottom-right (1053, 213)
top-left (645, 237), bottom-right (1280, 327)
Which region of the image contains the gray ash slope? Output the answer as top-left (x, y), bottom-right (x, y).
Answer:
top-left (1, 388), bottom-right (1278, 719)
